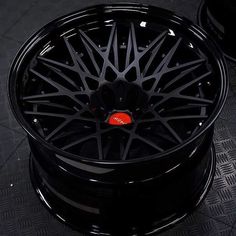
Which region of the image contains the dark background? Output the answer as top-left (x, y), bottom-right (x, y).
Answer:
top-left (1, 0), bottom-right (236, 235)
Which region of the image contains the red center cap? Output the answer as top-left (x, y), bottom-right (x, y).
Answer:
top-left (108, 112), bottom-right (132, 126)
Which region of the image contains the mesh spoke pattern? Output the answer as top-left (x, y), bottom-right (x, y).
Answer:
top-left (19, 21), bottom-right (216, 161)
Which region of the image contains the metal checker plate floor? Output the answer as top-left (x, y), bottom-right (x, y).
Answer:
top-left (1, 0), bottom-right (236, 235)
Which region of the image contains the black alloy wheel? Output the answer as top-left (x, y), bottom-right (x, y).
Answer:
top-left (198, 0), bottom-right (236, 62)
top-left (8, 4), bottom-right (228, 236)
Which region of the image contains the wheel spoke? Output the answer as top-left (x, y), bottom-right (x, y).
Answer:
top-left (30, 69), bottom-right (65, 91)
top-left (49, 114), bottom-right (95, 142)
top-left (130, 23), bottom-right (139, 56)
top-left (142, 35), bottom-right (167, 77)
top-left (121, 124), bottom-right (137, 160)
top-left (154, 38), bottom-right (182, 74)
top-left (112, 27), bottom-right (119, 70)
top-left (150, 111), bottom-right (183, 143)
top-left (167, 58), bottom-right (205, 73)
top-left (162, 103), bottom-right (208, 112)
top-left (144, 38), bottom-right (182, 94)
top-left (163, 64), bottom-right (201, 91)
top-left (154, 71), bottom-right (213, 108)
top-left (165, 114), bottom-right (208, 121)
top-left (38, 56), bottom-right (75, 71)
top-left (79, 28), bottom-right (103, 57)
top-left (96, 121), bottom-right (103, 160)
top-left (140, 30), bottom-right (168, 58)
top-left (120, 126), bottom-right (164, 153)
top-left (22, 92), bottom-right (60, 101)
top-left (80, 34), bottom-right (101, 75)
top-left (175, 71), bottom-right (212, 92)
top-left (42, 62), bottom-right (81, 90)
top-left (24, 111), bottom-right (68, 119)
top-left (61, 133), bottom-right (96, 150)
top-left (25, 100), bottom-right (74, 111)
top-left (103, 138), bottom-right (112, 160)
top-left (121, 135), bottom-right (133, 160)
top-left (100, 23), bottom-right (118, 78)
top-left (61, 126), bottom-right (116, 151)
top-left (125, 28), bottom-right (133, 68)
top-left (134, 134), bottom-right (164, 152)
top-left (46, 119), bottom-right (71, 141)
top-left (30, 68), bottom-right (90, 108)
top-left (64, 37), bottom-right (91, 75)
top-left (176, 95), bottom-right (213, 104)
top-left (161, 120), bottom-right (183, 143)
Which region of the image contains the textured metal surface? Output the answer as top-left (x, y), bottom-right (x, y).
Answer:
top-left (1, 0), bottom-right (236, 235)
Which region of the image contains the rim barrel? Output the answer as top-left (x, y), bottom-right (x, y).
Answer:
top-left (8, 4), bottom-right (228, 235)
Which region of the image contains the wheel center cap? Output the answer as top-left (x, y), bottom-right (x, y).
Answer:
top-left (107, 112), bottom-right (132, 126)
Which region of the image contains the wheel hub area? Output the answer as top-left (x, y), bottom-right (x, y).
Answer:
top-left (107, 111), bottom-right (132, 126)
top-left (89, 80), bottom-right (148, 124)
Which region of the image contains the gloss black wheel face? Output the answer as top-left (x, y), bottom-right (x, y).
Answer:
top-left (10, 5), bottom-right (226, 162)
top-left (9, 4), bottom-right (228, 235)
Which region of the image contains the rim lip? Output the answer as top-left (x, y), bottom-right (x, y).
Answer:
top-left (8, 3), bottom-right (228, 166)
top-left (197, 0), bottom-right (236, 62)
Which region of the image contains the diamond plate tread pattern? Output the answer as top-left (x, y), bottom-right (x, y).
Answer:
top-left (0, 139), bottom-right (83, 236)
top-left (0, 37), bottom-right (26, 134)
top-left (196, 62), bottom-right (236, 231)
top-left (159, 211), bottom-right (232, 236)
top-left (1, 0), bottom-right (236, 235)
top-left (0, 126), bottom-right (25, 168)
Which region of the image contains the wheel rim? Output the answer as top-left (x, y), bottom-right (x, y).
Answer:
top-left (197, 0), bottom-right (236, 62)
top-left (8, 4), bottom-right (228, 235)
top-left (9, 4), bottom-right (227, 163)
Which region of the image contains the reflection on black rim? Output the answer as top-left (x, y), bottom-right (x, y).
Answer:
top-left (197, 0), bottom-right (236, 62)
